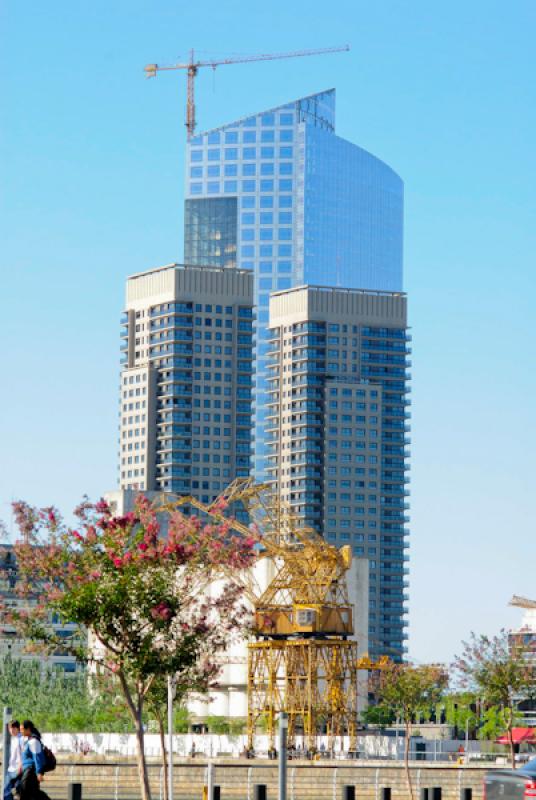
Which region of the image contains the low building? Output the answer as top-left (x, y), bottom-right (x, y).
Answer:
top-left (0, 546), bottom-right (81, 673)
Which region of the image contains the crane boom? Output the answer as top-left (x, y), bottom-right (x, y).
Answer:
top-left (510, 595), bottom-right (536, 610)
top-left (144, 44), bottom-right (349, 138)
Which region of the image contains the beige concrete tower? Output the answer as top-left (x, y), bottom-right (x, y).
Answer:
top-left (119, 264), bottom-right (254, 502)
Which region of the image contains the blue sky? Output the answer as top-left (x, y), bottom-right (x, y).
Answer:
top-left (1, 0), bottom-right (534, 664)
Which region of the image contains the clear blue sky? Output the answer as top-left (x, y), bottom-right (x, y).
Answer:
top-left (1, 0), bottom-right (534, 665)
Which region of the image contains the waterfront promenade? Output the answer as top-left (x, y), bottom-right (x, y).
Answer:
top-left (5, 758), bottom-right (487, 800)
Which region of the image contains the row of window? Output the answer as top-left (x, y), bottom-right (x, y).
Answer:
top-left (241, 195), bottom-right (292, 209)
top-left (241, 244), bottom-right (292, 257)
top-left (190, 179), bottom-right (294, 195)
top-left (190, 128), bottom-right (294, 155)
top-left (190, 115), bottom-right (295, 145)
top-left (191, 155), bottom-right (293, 178)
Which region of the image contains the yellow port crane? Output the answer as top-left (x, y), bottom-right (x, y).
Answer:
top-left (144, 45), bottom-right (349, 139)
top-left (159, 479), bottom-right (386, 753)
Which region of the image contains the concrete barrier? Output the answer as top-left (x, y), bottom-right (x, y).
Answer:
top-left (29, 759), bottom-right (490, 800)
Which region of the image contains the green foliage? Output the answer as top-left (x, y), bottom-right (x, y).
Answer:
top-left (205, 716), bottom-right (246, 735)
top-left (373, 662), bottom-right (448, 725)
top-left (362, 703), bottom-right (396, 727)
top-left (454, 630), bottom-right (535, 768)
top-left (442, 692), bottom-right (478, 736)
top-left (0, 655), bottom-right (133, 732)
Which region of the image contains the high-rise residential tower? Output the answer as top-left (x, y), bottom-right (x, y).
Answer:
top-left (267, 285), bottom-right (410, 660)
top-left (119, 264), bottom-right (254, 501)
top-left (183, 89), bottom-right (404, 482)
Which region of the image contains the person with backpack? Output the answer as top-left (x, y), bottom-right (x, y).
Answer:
top-left (4, 720), bottom-right (23, 800)
top-left (18, 721), bottom-right (50, 800)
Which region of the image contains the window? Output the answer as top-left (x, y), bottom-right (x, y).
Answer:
top-left (207, 149), bottom-right (220, 160)
top-left (190, 166), bottom-right (202, 178)
top-left (280, 129), bottom-right (293, 142)
top-left (243, 163), bottom-right (256, 176)
top-left (225, 148), bottom-right (238, 160)
top-left (261, 130), bottom-right (275, 142)
top-left (225, 131), bottom-right (238, 143)
top-left (261, 147), bottom-right (275, 158)
top-left (225, 164), bottom-right (237, 176)
top-left (279, 146), bottom-right (293, 158)
top-left (279, 162), bottom-right (293, 175)
top-left (280, 113), bottom-right (293, 125)
top-left (243, 130), bottom-right (256, 143)
top-left (207, 165), bottom-right (220, 177)
top-left (191, 150), bottom-right (202, 162)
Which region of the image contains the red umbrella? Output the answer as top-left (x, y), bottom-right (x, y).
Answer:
top-left (495, 728), bottom-right (536, 745)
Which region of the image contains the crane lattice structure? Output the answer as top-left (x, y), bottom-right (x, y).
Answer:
top-left (159, 478), bottom-right (380, 753)
top-left (144, 45), bottom-right (349, 139)
top-left (510, 596), bottom-right (536, 610)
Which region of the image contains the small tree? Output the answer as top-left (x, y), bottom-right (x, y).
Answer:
top-left (1, 496), bottom-right (256, 800)
top-left (454, 631), bottom-right (535, 769)
top-left (372, 662), bottom-right (447, 800)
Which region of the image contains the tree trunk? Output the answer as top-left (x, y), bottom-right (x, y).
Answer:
top-left (134, 708), bottom-right (152, 800)
top-left (507, 713), bottom-right (515, 770)
top-left (157, 711), bottom-right (169, 800)
top-left (117, 672), bottom-right (152, 800)
top-left (404, 722), bottom-right (414, 800)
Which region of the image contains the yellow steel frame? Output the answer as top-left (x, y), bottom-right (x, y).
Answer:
top-left (156, 478), bottom-right (366, 752)
top-left (247, 638), bottom-right (358, 752)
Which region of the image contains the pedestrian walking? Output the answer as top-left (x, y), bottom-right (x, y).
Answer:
top-left (18, 721), bottom-right (50, 800)
top-left (3, 720), bottom-right (23, 800)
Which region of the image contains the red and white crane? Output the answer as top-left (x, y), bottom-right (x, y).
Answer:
top-left (144, 45), bottom-right (349, 139)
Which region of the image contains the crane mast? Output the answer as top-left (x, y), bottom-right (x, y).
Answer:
top-left (144, 44), bottom-right (349, 139)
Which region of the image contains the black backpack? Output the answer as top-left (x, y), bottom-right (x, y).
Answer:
top-left (30, 737), bottom-right (56, 774)
top-left (42, 744), bottom-right (56, 773)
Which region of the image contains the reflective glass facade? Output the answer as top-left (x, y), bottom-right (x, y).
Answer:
top-left (183, 89), bottom-right (404, 481)
top-left (184, 197), bottom-right (237, 268)
top-left (266, 287), bottom-right (410, 661)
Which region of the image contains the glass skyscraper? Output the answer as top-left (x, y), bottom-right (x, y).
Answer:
top-left (183, 89), bottom-right (404, 482)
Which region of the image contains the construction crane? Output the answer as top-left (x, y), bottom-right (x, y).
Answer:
top-left (158, 479), bottom-right (387, 754)
top-left (510, 596), bottom-right (536, 610)
top-left (144, 45), bottom-right (349, 139)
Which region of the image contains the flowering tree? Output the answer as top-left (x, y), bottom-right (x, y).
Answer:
top-left (454, 631), bottom-right (535, 769)
top-left (1, 496), bottom-right (256, 800)
top-left (371, 662), bottom-right (447, 800)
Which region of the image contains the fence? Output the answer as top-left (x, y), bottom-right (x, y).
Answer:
top-left (29, 760), bottom-right (490, 800)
